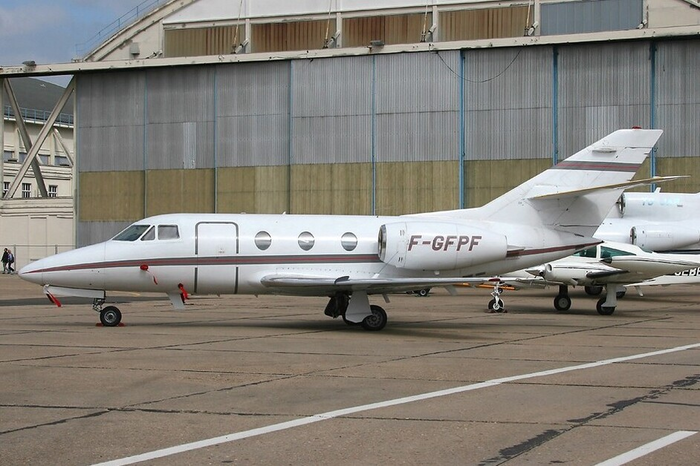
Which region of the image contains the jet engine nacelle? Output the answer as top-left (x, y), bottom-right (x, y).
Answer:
top-left (630, 225), bottom-right (700, 251)
top-left (378, 221), bottom-right (508, 271)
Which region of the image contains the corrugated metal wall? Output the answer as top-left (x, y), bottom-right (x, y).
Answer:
top-left (656, 40), bottom-right (700, 159)
top-left (542, 0), bottom-right (643, 35)
top-left (557, 41), bottom-right (651, 161)
top-left (291, 56), bottom-right (373, 165)
top-left (441, 6), bottom-right (530, 41)
top-left (164, 26), bottom-right (241, 57)
top-left (252, 20), bottom-right (334, 53)
top-left (78, 71), bottom-right (145, 172)
top-left (343, 13), bottom-right (429, 47)
top-left (217, 61), bottom-right (290, 167)
top-left (464, 46), bottom-right (554, 161)
top-left (76, 38), bottom-right (700, 244)
top-left (376, 51), bottom-right (460, 163)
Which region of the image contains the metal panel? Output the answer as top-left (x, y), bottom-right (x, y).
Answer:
top-left (558, 42), bottom-right (651, 160)
top-left (291, 56), bottom-right (373, 164)
top-left (79, 125), bottom-right (146, 172)
top-left (78, 72), bottom-right (145, 128)
top-left (440, 7), bottom-right (530, 41)
top-left (655, 40), bottom-right (700, 159)
top-left (251, 19), bottom-right (334, 53)
top-left (375, 51), bottom-right (460, 162)
top-left (463, 46), bottom-right (553, 161)
top-left (146, 67), bottom-right (215, 169)
top-left (541, 0), bottom-right (643, 35)
top-left (343, 13), bottom-right (428, 48)
top-left (77, 221), bottom-right (131, 247)
top-left (146, 122), bottom-right (215, 169)
top-left (77, 72), bottom-right (146, 172)
top-left (217, 61), bottom-right (290, 167)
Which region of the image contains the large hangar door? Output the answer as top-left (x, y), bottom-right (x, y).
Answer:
top-left (195, 222), bottom-right (239, 294)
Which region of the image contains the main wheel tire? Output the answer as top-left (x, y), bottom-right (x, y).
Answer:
top-left (342, 314), bottom-right (359, 326)
top-left (416, 288), bottom-right (430, 297)
top-left (361, 305), bottom-right (387, 331)
top-left (616, 290), bottom-right (626, 299)
top-left (596, 298), bottom-right (615, 316)
top-left (554, 294), bottom-right (572, 311)
top-left (488, 298), bottom-right (505, 312)
top-left (100, 306), bottom-right (122, 327)
top-left (584, 286), bottom-right (603, 296)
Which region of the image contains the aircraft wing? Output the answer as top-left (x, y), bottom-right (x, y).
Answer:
top-left (260, 274), bottom-right (499, 295)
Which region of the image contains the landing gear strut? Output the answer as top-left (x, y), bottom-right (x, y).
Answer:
top-left (325, 292), bottom-right (388, 331)
top-left (596, 286), bottom-right (617, 315)
top-left (487, 282), bottom-right (506, 313)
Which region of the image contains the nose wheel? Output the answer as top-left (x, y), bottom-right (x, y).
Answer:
top-left (93, 299), bottom-right (123, 327)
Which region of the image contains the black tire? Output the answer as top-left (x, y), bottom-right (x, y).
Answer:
top-left (342, 314), bottom-right (359, 326)
top-left (100, 306), bottom-right (122, 327)
top-left (416, 288), bottom-right (430, 297)
top-left (554, 294), bottom-right (572, 311)
top-left (616, 290), bottom-right (626, 299)
top-left (584, 286), bottom-right (603, 296)
top-left (596, 298), bottom-right (615, 316)
top-left (361, 305), bottom-right (387, 331)
top-left (488, 298), bottom-right (505, 313)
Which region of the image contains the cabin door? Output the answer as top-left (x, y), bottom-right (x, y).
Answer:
top-left (194, 222), bottom-right (239, 294)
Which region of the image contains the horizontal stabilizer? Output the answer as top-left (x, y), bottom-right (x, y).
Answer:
top-left (529, 176), bottom-right (686, 201)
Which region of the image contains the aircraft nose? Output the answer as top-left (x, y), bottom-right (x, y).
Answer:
top-left (18, 260), bottom-right (43, 285)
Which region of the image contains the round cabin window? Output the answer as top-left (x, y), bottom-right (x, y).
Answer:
top-left (298, 231), bottom-right (315, 251)
top-left (341, 232), bottom-right (358, 251)
top-left (255, 231), bottom-right (272, 250)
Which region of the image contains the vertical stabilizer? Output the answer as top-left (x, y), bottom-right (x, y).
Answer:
top-left (426, 129), bottom-right (663, 237)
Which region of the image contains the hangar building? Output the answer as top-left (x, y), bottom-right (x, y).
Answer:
top-left (1, 0), bottom-right (699, 254)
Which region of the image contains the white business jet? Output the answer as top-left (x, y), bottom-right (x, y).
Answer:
top-left (521, 241), bottom-right (700, 314)
top-left (19, 129), bottom-right (667, 330)
top-left (596, 190), bottom-right (700, 253)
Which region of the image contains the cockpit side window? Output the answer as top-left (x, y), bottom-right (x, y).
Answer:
top-left (158, 225), bottom-right (180, 240)
top-left (574, 247), bottom-right (597, 258)
top-left (141, 226), bottom-right (156, 241)
top-left (113, 225), bottom-right (151, 241)
top-left (601, 247), bottom-right (634, 259)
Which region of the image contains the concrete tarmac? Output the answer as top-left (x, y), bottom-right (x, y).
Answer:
top-left (0, 274), bottom-right (698, 465)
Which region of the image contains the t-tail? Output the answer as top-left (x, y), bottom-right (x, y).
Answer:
top-left (426, 128), bottom-right (667, 237)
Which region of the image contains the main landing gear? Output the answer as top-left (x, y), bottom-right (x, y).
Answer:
top-left (552, 285), bottom-right (624, 315)
top-left (93, 298), bottom-right (122, 327)
top-left (487, 282), bottom-right (506, 313)
top-left (325, 292), bottom-right (388, 331)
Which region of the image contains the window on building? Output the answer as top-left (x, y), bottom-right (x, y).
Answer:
top-left (3, 151), bottom-right (14, 162)
top-left (22, 183), bottom-right (31, 198)
top-left (39, 154), bottom-right (49, 165)
top-left (2, 182), bottom-right (8, 197)
top-left (55, 155), bottom-right (70, 166)
top-left (48, 185), bottom-right (58, 197)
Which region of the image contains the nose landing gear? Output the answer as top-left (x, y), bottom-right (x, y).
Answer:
top-left (93, 299), bottom-right (123, 327)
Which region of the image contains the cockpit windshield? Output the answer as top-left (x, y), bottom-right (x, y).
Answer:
top-left (113, 225), bottom-right (151, 241)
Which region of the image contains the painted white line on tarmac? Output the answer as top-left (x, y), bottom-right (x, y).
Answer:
top-left (596, 430), bottom-right (697, 466)
top-left (94, 342), bottom-right (700, 466)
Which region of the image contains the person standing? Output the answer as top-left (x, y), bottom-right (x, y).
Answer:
top-left (6, 249), bottom-right (15, 274)
top-left (1, 248), bottom-right (8, 274)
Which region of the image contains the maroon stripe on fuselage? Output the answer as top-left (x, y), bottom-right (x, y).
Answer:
top-left (28, 243), bottom-right (600, 275)
top-left (26, 254), bottom-right (382, 274)
top-left (554, 160), bottom-right (639, 172)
